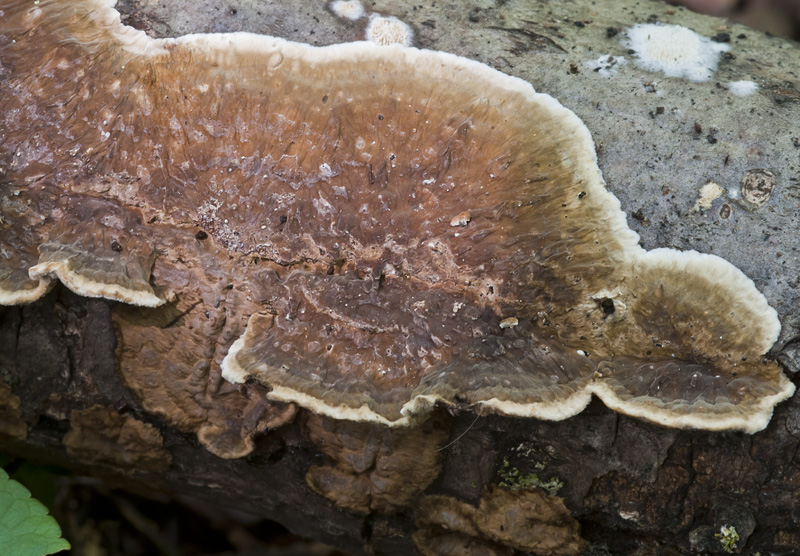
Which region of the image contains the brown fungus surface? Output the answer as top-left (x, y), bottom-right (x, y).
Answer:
top-left (413, 487), bottom-right (586, 556)
top-left (0, 378), bottom-right (27, 440)
top-left (63, 405), bottom-right (171, 472)
top-left (302, 411), bottom-right (450, 514)
top-left (0, 0), bottom-right (793, 436)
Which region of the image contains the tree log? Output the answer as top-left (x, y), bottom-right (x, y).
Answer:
top-left (3, 0), bottom-right (800, 554)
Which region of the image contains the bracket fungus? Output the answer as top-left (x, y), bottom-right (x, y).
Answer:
top-left (414, 487), bottom-right (586, 556)
top-left (63, 405), bottom-right (172, 473)
top-left (0, 0), bottom-right (794, 445)
top-left (302, 412), bottom-right (450, 514)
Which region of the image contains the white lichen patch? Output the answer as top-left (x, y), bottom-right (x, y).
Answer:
top-left (692, 181), bottom-right (724, 212)
top-left (365, 14), bottom-right (414, 46)
top-left (727, 80), bottom-right (758, 97)
top-left (623, 23), bottom-right (729, 82)
top-left (619, 510), bottom-right (641, 522)
top-left (329, 0), bottom-right (365, 21)
top-left (584, 54), bottom-right (626, 77)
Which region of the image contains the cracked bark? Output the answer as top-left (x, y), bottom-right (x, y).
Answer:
top-left (3, 0), bottom-right (800, 554)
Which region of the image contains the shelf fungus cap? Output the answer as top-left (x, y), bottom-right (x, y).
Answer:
top-left (1, 196), bottom-right (163, 307)
top-left (2, 0), bottom-right (794, 436)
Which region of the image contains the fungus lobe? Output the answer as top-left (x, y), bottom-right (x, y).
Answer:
top-left (0, 0), bottom-right (793, 435)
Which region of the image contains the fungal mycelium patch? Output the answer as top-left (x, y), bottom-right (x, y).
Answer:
top-left (0, 0), bottom-right (794, 444)
top-left (623, 23), bottom-right (730, 82)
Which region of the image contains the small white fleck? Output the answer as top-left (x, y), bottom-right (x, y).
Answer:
top-left (727, 80), bottom-right (758, 97)
top-left (500, 317), bottom-right (519, 329)
top-left (450, 211), bottom-right (471, 227)
top-left (691, 181), bottom-right (723, 212)
top-left (366, 13), bottom-right (414, 46)
top-left (329, 0), bottom-right (365, 20)
top-left (584, 54), bottom-right (627, 77)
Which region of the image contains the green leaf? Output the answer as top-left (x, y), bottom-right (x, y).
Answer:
top-left (0, 468), bottom-right (70, 556)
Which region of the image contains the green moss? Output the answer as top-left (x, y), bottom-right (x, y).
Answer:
top-left (0, 367), bottom-right (17, 388)
top-left (495, 442), bottom-right (564, 495)
top-left (715, 525), bottom-right (739, 554)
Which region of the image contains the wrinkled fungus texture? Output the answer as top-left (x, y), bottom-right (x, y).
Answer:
top-left (63, 405), bottom-right (171, 472)
top-left (0, 0), bottom-right (793, 439)
top-left (303, 412), bottom-right (449, 514)
top-left (414, 487), bottom-right (586, 556)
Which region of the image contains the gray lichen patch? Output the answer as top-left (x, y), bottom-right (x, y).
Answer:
top-left (740, 169), bottom-right (776, 207)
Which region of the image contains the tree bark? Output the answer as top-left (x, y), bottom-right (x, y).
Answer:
top-left (4, 0), bottom-right (800, 554)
